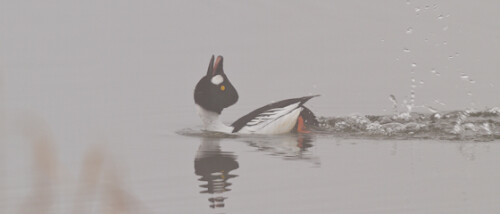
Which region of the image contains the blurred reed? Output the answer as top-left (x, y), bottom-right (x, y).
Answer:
top-left (4, 117), bottom-right (152, 214)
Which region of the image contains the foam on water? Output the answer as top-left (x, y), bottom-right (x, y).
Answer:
top-left (317, 108), bottom-right (500, 141)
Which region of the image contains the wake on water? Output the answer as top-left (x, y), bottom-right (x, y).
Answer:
top-left (316, 107), bottom-right (500, 141)
top-left (179, 107), bottom-right (500, 142)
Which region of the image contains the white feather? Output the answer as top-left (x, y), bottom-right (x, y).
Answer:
top-left (211, 75), bottom-right (224, 85)
top-left (196, 104), bottom-right (233, 133)
top-left (238, 103), bottom-right (302, 134)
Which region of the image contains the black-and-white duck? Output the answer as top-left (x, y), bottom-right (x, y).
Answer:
top-left (194, 55), bottom-right (318, 134)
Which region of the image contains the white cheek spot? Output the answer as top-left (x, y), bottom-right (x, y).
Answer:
top-left (211, 75), bottom-right (224, 85)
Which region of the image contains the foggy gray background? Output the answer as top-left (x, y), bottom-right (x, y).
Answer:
top-left (1, 1), bottom-right (500, 213)
top-left (2, 0), bottom-right (499, 119)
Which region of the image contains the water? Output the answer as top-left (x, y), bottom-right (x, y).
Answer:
top-left (2, 1), bottom-right (500, 213)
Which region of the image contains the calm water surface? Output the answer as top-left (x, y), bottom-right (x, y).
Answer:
top-left (3, 110), bottom-right (500, 213)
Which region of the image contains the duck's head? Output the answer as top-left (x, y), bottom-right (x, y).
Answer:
top-left (194, 55), bottom-right (239, 114)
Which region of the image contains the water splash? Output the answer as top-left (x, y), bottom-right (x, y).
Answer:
top-left (317, 108), bottom-right (500, 141)
top-left (389, 94), bottom-right (399, 115)
top-left (406, 27), bottom-right (414, 34)
top-left (434, 99), bottom-right (446, 106)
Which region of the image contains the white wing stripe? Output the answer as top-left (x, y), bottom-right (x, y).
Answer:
top-left (244, 102), bottom-right (301, 128)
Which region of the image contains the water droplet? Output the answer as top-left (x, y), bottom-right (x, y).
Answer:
top-left (467, 91), bottom-right (473, 96)
top-left (443, 26), bottom-right (449, 31)
top-left (443, 41), bottom-right (447, 45)
top-left (411, 78), bottom-right (416, 83)
top-left (460, 73), bottom-right (469, 80)
top-left (434, 100), bottom-right (446, 106)
top-left (455, 52), bottom-right (460, 56)
top-left (438, 15), bottom-right (444, 20)
top-left (435, 72), bottom-right (441, 76)
top-left (406, 0), bottom-right (411, 5)
top-left (415, 7), bottom-right (421, 13)
top-left (469, 79), bottom-right (476, 84)
top-left (403, 48), bottom-right (411, 53)
top-left (419, 80), bottom-right (425, 84)
top-left (411, 63), bottom-right (417, 68)
top-left (406, 27), bottom-right (413, 34)
top-left (448, 55), bottom-right (454, 59)
top-left (430, 69), bottom-right (436, 74)
top-left (389, 94), bottom-right (398, 104)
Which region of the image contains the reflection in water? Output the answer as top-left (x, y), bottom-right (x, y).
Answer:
top-left (194, 138), bottom-right (239, 209)
top-left (192, 133), bottom-right (320, 209)
top-left (244, 134), bottom-right (320, 165)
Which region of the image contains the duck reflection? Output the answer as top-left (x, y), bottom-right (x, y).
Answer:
top-left (244, 134), bottom-right (320, 165)
top-left (194, 137), bottom-right (238, 209)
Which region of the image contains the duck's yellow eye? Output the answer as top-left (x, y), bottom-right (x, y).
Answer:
top-left (220, 85), bottom-right (226, 91)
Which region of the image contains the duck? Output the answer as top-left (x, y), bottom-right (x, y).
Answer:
top-left (194, 55), bottom-right (319, 134)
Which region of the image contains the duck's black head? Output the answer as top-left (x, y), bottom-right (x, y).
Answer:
top-left (194, 55), bottom-right (239, 114)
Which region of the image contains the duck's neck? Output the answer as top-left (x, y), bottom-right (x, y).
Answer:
top-left (196, 105), bottom-right (234, 133)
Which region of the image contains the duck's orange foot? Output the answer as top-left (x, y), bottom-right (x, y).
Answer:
top-left (296, 116), bottom-right (311, 133)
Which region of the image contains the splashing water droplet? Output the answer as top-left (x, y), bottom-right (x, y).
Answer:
top-left (443, 26), bottom-right (449, 31)
top-left (403, 48), bottom-right (411, 53)
top-left (448, 55), bottom-right (454, 59)
top-left (411, 63), bottom-right (417, 68)
top-left (389, 94), bottom-right (397, 104)
top-left (430, 69), bottom-right (436, 74)
top-left (434, 99), bottom-right (446, 106)
top-left (419, 80), bottom-right (425, 84)
top-left (415, 7), bottom-right (421, 13)
top-left (406, 27), bottom-right (413, 34)
top-left (438, 15), bottom-right (444, 20)
top-left (469, 79), bottom-right (476, 84)
top-left (460, 73), bottom-right (469, 80)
